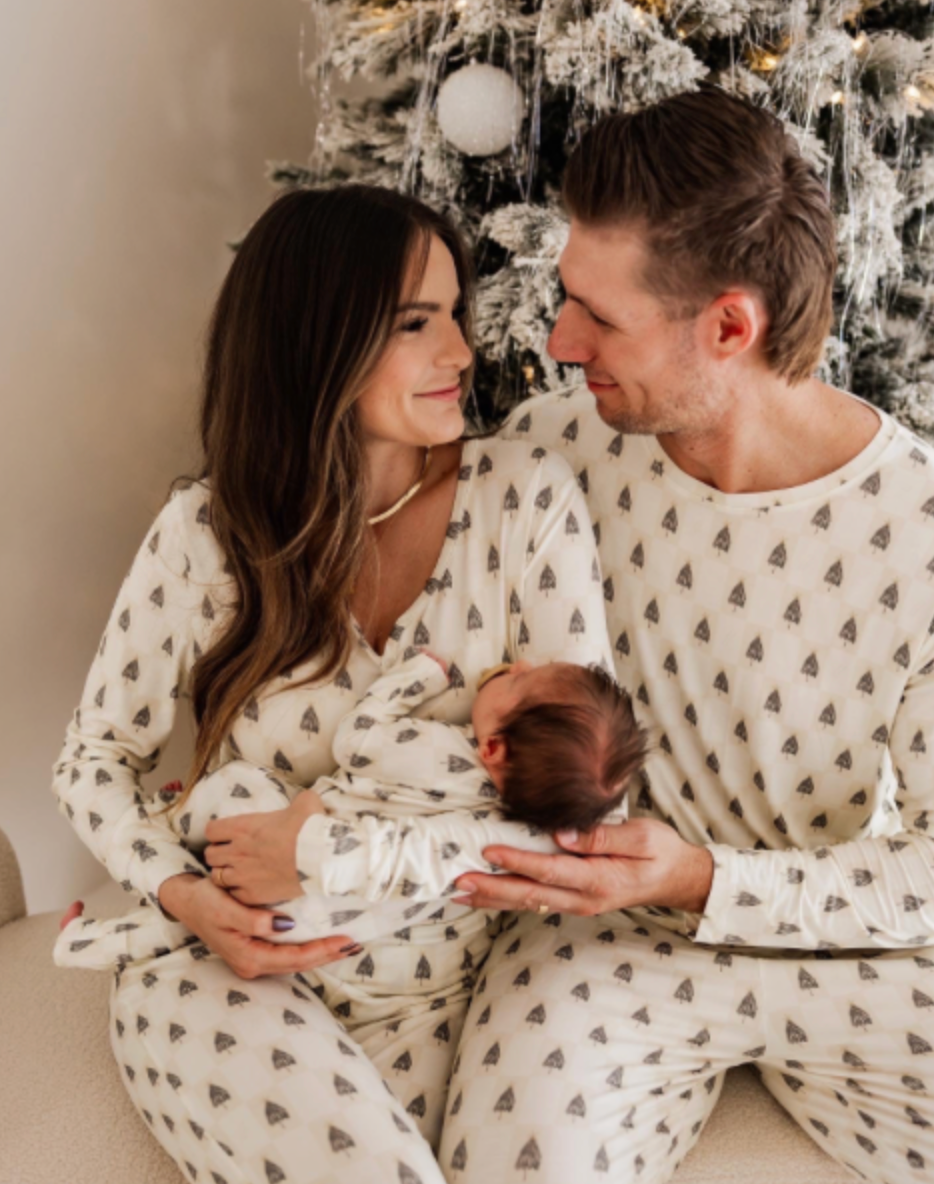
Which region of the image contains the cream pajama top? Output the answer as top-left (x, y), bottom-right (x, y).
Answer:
top-left (51, 437), bottom-right (615, 950)
top-left (297, 388), bottom-right (934, 953)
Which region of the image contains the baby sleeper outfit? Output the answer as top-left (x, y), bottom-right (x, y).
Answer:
top-left (54, 648), bottom-right (575, 962)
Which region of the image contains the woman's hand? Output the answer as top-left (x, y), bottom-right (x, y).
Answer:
top-left (158, 873), bottom-right (360, 980)
top-left (451, 818), bottom-right (714, 917)
top-left (203, 791), bottom-right (323, 906)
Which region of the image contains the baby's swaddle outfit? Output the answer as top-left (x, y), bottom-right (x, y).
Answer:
top-left (54, 651), bottom-right (586, 986)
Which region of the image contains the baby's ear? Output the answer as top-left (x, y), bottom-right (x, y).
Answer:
top-left (479, 734), bottom-right (508, 768)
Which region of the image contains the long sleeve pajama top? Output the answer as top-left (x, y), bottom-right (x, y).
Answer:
top-left (51, 437), bottom-right (614, 937)
top-left (299, 388), bottom-right (934, 953)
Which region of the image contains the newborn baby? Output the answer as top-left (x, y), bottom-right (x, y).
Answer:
top-left (55, 649), bottom-right (646, 972)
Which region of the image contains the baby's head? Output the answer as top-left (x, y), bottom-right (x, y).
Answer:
top-left (472, 659), bottom-right (648, 833)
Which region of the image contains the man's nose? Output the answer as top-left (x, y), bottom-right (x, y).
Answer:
top-left (547, 305), bottom-right (593, 365)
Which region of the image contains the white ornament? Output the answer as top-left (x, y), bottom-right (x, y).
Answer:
top-left (436, 63), bottom-right (524, 157)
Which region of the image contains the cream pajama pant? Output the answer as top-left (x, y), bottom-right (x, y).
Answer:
top-left (436, 908), bottom-right (934, 1184)
top-left (108, 926), bottom-right (486, 1184)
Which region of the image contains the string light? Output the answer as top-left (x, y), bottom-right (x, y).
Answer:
top-left (852, 31), bottom-right (869, 54)
top-left (522, 365), bottom-right (536, 383)
top-left (747, 46), bottom-right (782, 74)
top-left (831, 90), bottom-right (846, 105)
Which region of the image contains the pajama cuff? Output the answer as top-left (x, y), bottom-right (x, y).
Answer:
top-left (693, 843), bottom-right (758, 947)
top-left (125, 839), bottom-right (208, 918)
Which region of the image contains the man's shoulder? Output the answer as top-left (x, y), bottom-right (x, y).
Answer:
top-left (498, 385), bottom-right (597, 440)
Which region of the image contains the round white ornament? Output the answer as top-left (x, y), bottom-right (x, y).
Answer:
top-left (436, 63), bottom-right (524, 156)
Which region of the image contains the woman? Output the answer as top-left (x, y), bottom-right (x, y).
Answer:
top-left (53, 184), bottom-right (614, 1183)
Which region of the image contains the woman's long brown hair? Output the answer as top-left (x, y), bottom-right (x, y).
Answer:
top-left (163, 185), bottom-right (475, 812)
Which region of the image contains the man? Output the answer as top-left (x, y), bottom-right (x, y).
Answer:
top-left (439, 84), bottom-right (934, 1182)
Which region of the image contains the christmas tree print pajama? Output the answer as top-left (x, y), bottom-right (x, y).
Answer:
top-left (289, 389), bottom-right (934, 1180)
top-left (51, 438), bottom-right (615, 1182)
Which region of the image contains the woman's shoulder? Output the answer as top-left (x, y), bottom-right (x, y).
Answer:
top-left (147, 477), bottom-right (230, 587)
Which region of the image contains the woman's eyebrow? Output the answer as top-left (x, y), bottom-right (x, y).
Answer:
top-left (396, 295), bottom-right (464, 313)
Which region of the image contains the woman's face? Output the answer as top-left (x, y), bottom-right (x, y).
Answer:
top-left (355, 233), bottom-right (473, 448)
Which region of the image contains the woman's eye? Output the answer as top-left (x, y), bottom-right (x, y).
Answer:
top-left (400, 317), bottom-right (429, 334)
top-left (453, 303), bottom-right (467, 321)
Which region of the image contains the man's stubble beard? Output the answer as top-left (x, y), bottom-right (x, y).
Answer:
top-left (594, 328), bottom-right (724, 438)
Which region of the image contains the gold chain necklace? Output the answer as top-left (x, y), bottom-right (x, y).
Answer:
top-left (367, 446), bottom-right (433, 526)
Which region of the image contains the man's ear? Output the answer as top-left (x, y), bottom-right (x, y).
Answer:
top-left (479, 733), bottom-right (508, 769)
top-left (702, 290), bottom-right (765, 363)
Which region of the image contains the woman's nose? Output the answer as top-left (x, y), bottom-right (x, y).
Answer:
top-left (441, 322), bottom-right (473, 372)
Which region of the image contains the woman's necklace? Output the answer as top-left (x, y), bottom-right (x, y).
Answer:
top-left (367, 446), bottom-right (433, 526)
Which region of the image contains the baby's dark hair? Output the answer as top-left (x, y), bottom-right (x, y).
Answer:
top-left (496, 663), bottom-right (648, 833)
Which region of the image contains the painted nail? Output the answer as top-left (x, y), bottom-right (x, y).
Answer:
top-left (340, 942), bottom-right (363, 954)
top-left (272, 917), bottom-right (296, 932)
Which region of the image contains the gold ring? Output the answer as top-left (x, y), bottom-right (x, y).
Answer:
top-left (213, 866), bottom-right (228, 889)
top-left (537, 903), bottom-right (549, 915)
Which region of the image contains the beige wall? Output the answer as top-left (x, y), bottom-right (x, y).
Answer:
top-left (0, 0), bottom-right (318, 913)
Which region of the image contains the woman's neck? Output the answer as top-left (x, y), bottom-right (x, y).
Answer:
top-left (364, 440), bottom-right (429, 520)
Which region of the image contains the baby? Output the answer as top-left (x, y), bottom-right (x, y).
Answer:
top-left (55, 649), bottom-right (647, 971)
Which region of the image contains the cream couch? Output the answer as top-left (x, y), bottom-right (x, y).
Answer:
top-left (0, 827), bottom-right (852, 1184)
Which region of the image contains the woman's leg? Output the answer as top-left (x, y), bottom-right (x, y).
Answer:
top-left (110, 944), bottom-right (447, 1184)
top-left (307, 928), bottom-right (490, 1154)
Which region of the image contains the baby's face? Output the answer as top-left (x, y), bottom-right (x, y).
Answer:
top-left (472, 660), bottom-right (557, 742)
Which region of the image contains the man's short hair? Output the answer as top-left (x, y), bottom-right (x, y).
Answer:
top-left (561, 84), bottom-right (837, 384)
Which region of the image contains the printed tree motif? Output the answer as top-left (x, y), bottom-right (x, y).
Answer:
top-left (695, 618), bottom-right (711, 644)
top-left (713, 526), bottom-right (731, 555)
top-left (516, 1137), bottom-right (542, 1175)
top-left (618, 486), bottom-right (632, 513)
top-left (768, 542), bottom-right (787, 570)
top-left (676, 563), bottom-right (693, 591)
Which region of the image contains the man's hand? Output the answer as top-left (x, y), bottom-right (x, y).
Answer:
top-left (451, 818), bottom-right (714, 917)
top-left (204, 791), bottom-right (323, 906)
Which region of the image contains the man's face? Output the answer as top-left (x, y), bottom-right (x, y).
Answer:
top-left (547, 220), bottom-right (730, 436)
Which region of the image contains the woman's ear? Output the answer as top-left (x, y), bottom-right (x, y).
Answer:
top-left (479, 733), bottom-right (508, 769)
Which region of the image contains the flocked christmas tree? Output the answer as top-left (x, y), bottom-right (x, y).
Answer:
top-left (269, 0), bottom-right (934, 435)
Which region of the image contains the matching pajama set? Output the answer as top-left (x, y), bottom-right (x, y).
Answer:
top-left (267, 389), bottom-right (934, 1181)
top-left (424, 388), bottom-right (934, 1183)
top-left (51, 437), bottom-right (614, 1183)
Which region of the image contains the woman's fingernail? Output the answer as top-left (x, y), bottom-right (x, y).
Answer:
top-left (272, 917), bottom-right (296, 932)
top-left (341, 943), bottom-right (364, 955)
top-left (451, 896), bottom-right (473, 907)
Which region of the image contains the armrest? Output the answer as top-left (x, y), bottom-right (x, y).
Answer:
top-left (0, 828), bottom-right (26, 928)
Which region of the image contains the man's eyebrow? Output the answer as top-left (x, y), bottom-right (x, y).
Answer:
top-left (556, 266), bottom-right (615, 323)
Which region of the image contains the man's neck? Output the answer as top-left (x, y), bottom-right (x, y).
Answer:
top-left (655, 377), bottom-right (882, 496)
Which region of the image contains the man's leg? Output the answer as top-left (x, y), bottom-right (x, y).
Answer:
top-left (758, 947), bottom-right (934, 1182)
top-left (439, 911), bottom-right (764, 1183)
